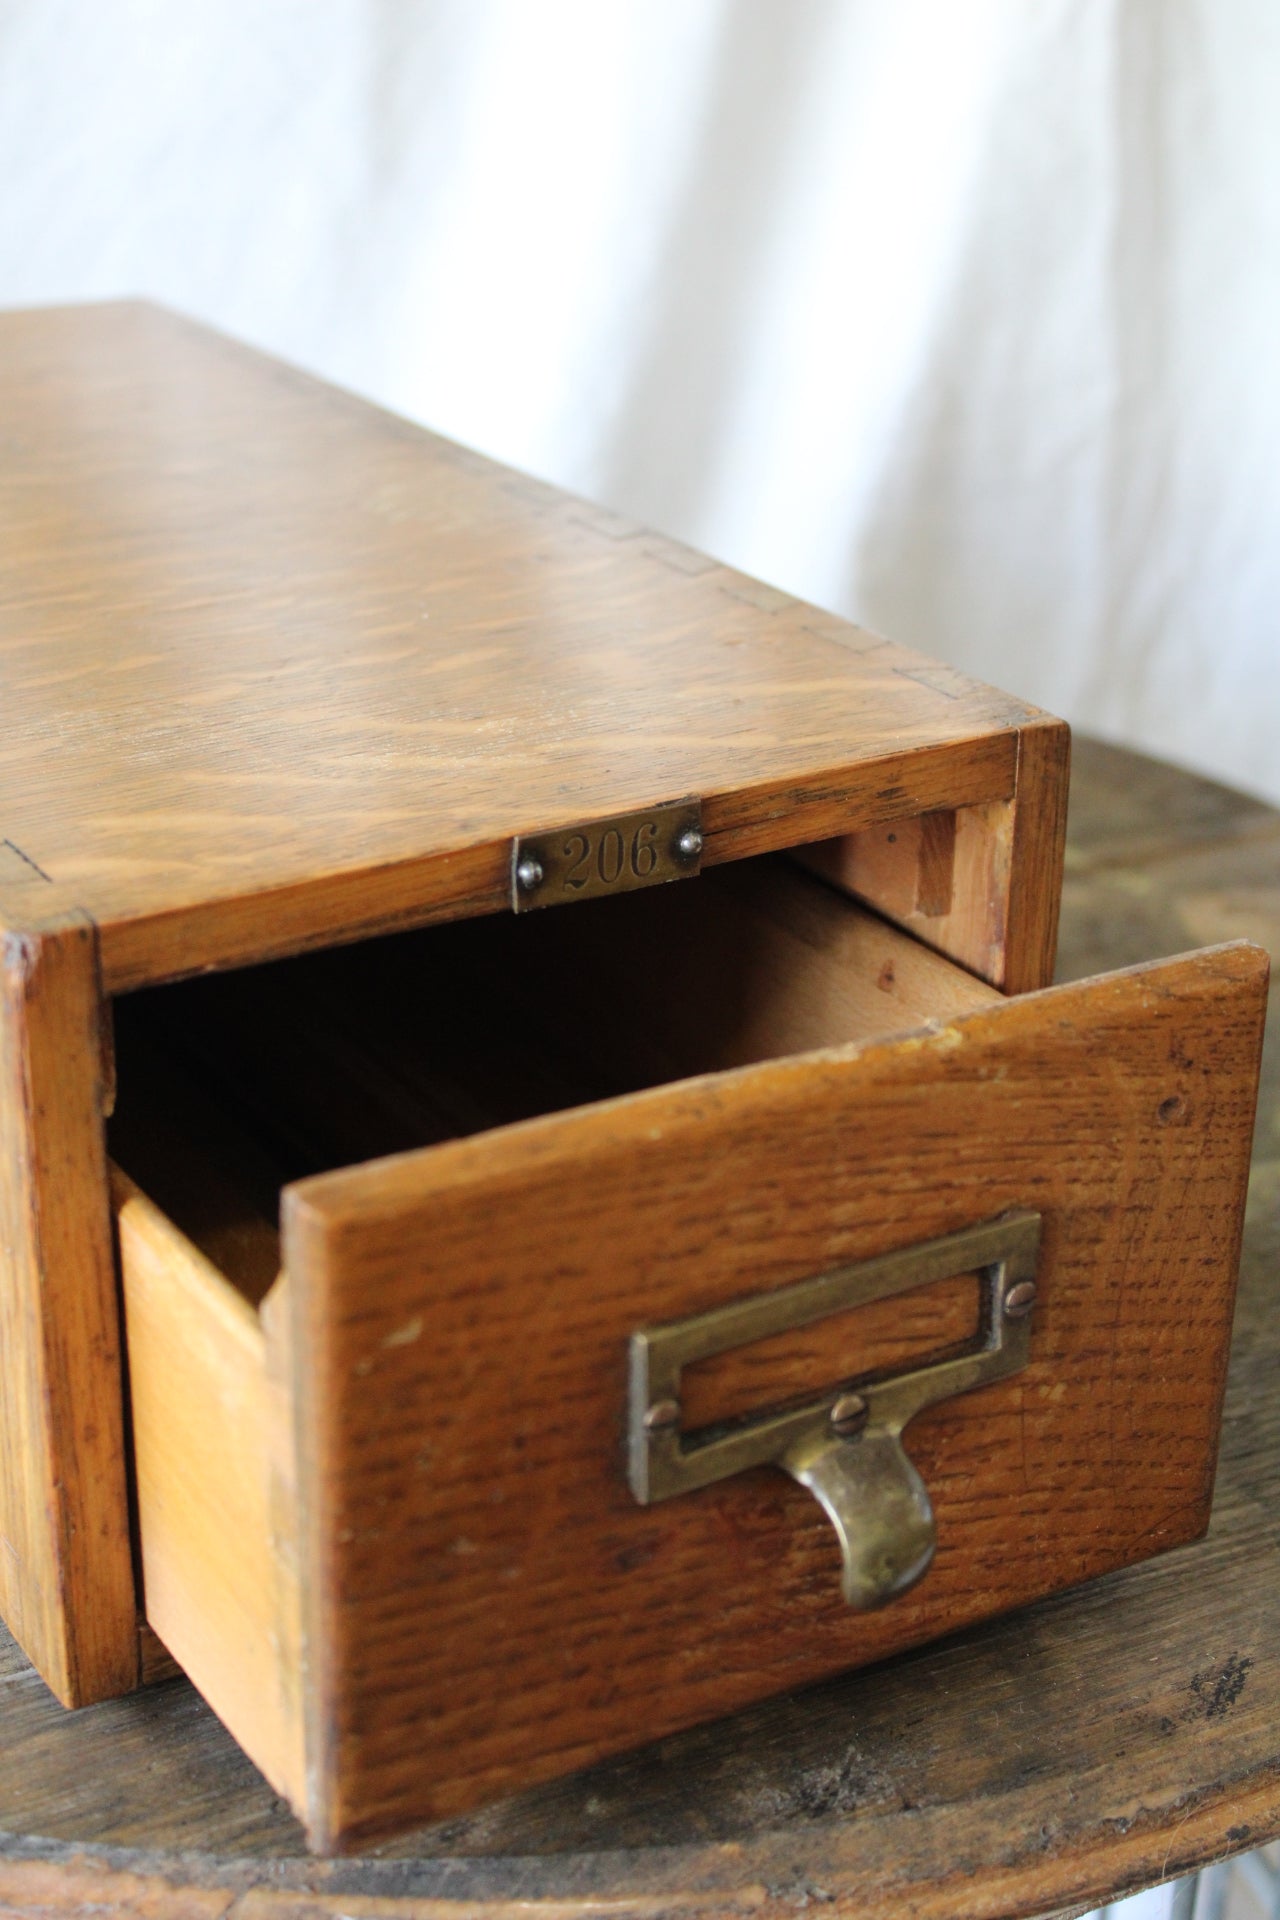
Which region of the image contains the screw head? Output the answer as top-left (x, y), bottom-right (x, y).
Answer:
top-left (1003, 1280), bottom-right (1037, 1320)
top-left (515, 856), bottom-right (544, 892)
top-left (677, 828), bottom-right (703, 860)
top-left (829, 1391), bottom-right (870, 1438)
top-left (643, 1398), bottom-right (681, 1434)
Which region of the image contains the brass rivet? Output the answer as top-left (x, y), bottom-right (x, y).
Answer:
top-left (677, 828), bottom-right (703, 859)
top-left (643, 1398), bottom-right (681, 1433)
top-left (515, 856), bottom-right (544, 892)
top-left (1004, 1280), bottom-right (1037, 1319)
top-left (829, 1392), bottom-right (869, 1437)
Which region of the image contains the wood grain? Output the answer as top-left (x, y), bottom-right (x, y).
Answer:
top-left (103, 869), bottom-right (1005, 1837)
top-left (680, 1266), bottom-right (983, 1432)
top-left (1003, 716), bottom-right (1073, 993)
top-left (0, 303), bottom-right (1068, 1706)
top-left (477, 853), bottom-right (1003, 1089)
top-left (277, 938), bottom-right (1264, 1846)
top-left (0, 302), bottom-right (1060, 994)
top-left (1, 741), bottom-right (1277, 1919)
top-left (0, 905), bottom-right (137, 1706)
top-left (802, 717), bottom-right (1070, 992)
top-left (114, 1170), bottom-right (303, 1805)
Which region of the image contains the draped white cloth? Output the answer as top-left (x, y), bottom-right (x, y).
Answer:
top-left (2, 0), bottom-right (1277, 800)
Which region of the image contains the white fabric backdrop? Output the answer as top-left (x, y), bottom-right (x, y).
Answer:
top-left (1, 0), bottom-right (1277, 800)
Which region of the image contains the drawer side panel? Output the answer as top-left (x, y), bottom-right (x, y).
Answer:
top-left (115, 1172), bottom-right (304, 1805)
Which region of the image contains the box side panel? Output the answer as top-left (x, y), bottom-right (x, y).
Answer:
top-left (285, 941), bottom-right (1266, 1848)
top-left (1004, 716), bottom-right (1073, 992)
top-left (801, 716), bottom-right (1071, 992)
top-left (0, 910), bottom-right (138, 1704)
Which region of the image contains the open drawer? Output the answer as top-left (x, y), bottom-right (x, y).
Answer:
top-left (107, 855), bottom-right (1268, 1850)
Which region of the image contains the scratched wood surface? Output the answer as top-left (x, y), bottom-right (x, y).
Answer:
top-left (0, 302), bottom-right (1064, 996)
top-left (279, 939), bottom-right (1261, 1849)
top-left (0, 300), bottom-right (1070, 1729)
top-left (103, 865), bottom-right (1262, 1847)
top-left (0, 739), bottom-right (1277, 1918)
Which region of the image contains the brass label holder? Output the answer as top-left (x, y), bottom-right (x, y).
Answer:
top-left (512, 797), bottom-right (702, 912)
top-left (628, 1212), bottom-right (1040, 1610)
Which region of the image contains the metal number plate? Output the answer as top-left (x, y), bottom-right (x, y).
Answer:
top-left (629, 1211), bottom-right (1041, 1610)
top-left (511, 798), bottom-right (702, 913)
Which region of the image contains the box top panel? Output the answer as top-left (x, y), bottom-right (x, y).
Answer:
top-left (0, 303), bottom-right (1044, 991)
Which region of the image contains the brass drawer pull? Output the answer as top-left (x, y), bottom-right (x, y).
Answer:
top-left (628, 1212), bottom-right (1041, 1610)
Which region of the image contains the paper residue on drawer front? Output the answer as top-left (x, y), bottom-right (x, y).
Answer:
top-left (382, 1314), bottom-right (424, 1348)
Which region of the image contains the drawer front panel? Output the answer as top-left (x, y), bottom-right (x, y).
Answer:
top-left (283, 942), bottom-right (1266, 1848)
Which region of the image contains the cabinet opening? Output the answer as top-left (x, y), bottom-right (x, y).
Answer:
top-left (108, 851), bottom-right (999, 1306)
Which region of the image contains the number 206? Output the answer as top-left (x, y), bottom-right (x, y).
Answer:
top-left (561, 820), bottom-right (660, 890)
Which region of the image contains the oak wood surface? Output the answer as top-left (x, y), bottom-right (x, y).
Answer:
top-left (106, 877), bottom-right (1011, 1840)
top-left (108, 842), bottom-right (1264, 1847)
top-left (0, 301), bottom-right (1074, 1721)
top-left (113, 1170), bottom-right (304, 1808)
top-left (0, 302), bottom-right (1063, 996)
top-left (282, 939), bottom-right (1263, 1847)
top-left (0, 907), bottom-right (137, 1707)
top-left (0, 740), bottom-right (1277, 1915)
top-left (800, 716), bottom-right (1070, 997)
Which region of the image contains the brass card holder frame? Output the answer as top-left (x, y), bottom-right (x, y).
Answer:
top-left (628, 1212), bottom-right (1041, 1610)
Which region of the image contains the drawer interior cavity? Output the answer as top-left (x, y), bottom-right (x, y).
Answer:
top-left (108, 851), bottom-right (999, 1307)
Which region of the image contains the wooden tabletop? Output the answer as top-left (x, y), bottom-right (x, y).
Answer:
top-left (1, 737), bottom-right (1276, 1920)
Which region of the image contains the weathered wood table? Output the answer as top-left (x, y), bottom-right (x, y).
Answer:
top-left (1, 737), bottom-right (1276, 1920)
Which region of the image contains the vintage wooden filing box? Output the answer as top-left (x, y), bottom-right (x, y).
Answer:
top-left (0, 303), bottom-right (1268, 1850)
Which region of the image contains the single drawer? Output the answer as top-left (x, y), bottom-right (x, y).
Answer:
top-left (108, 854), bottom-right (1267, 1851)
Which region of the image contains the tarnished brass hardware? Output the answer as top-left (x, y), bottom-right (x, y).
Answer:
top-left (628, 1212), bottom-right (1041, 1610)
top-left (828, 1392), bottom-right (870, 1437)
top-left (511, 797), bottom-right (702, 912)
top-left (784, 1425), bottom-right (935, 1608)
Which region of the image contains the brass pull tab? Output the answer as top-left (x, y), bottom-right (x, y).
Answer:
top-left (782, 1427), bottom-right (935, 1610)
top-left (628, 1212), bottom-right (1039, 1610)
